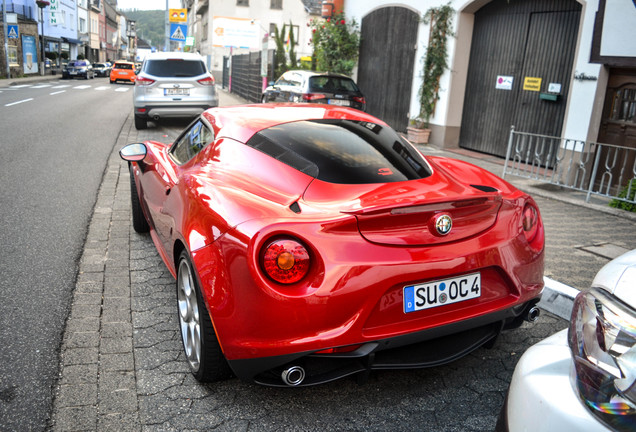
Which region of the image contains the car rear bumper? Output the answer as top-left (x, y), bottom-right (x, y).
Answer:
top-left (136, 105), bottom-right (215, 119)
top-left (229, 299), bottom-right (540, 386)
top-left (496, 329), bottom-right (609, 431)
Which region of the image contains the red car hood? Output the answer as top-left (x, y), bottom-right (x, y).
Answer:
top-left (302, 160), bottom-right (503, 246)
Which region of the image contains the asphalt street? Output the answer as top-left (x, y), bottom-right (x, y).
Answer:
top-left (0, 75), bottom-right (132, 432)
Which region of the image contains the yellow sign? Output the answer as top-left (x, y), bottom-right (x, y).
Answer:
top-left (169, 9), bottom-right (187, 23)
top-left (523, 77), bottom-right (542, 92)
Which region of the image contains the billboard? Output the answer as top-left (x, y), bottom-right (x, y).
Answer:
top-left (212, 17), bottom-right (260, 49)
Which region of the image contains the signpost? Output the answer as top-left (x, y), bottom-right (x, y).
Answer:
top-left (169, 23), bottom-right (187, 42)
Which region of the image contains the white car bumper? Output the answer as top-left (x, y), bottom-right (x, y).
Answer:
top-left (501, 329), bottom-right (609, 431)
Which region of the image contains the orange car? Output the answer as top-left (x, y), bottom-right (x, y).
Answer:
top-left (110, 61), bottom-right (136, 84)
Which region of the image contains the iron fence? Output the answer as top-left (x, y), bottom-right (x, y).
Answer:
top-left (502, 126), bottom-right (636, 206)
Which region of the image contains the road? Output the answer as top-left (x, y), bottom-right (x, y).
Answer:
top-left (0, 78), bottom-right (133, 431)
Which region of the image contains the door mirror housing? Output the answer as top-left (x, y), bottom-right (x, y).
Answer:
top-left (119, 143), bottom-right (147, 162)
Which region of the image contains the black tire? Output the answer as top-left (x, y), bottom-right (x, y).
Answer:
top-left (177, 251), bottom-right (232, 382)
top-left (134, 115), bottom-right (147, 130)
top-left (110, 79), bottom-right (115, 84)
top-left (129, 165), bottom-right (150, 233)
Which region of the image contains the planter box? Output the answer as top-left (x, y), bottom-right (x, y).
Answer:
top-left (407, 127), bottom-right (431, 144)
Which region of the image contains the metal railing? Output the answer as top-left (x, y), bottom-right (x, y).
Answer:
top-left (503, 126), bottom-right (636, 205)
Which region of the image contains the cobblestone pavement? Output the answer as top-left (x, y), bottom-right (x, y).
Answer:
top-left (50, 92), bottom-right (636, 431)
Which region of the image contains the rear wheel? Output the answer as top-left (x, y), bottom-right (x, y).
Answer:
top-left (129, 165), bottom-right (149, 233)
top-left (134, 115), bottom-right (147, 130)
top-left (177, 251), bottom-right (232, 382)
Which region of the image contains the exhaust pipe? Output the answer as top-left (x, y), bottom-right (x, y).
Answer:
top-left (281, 366), bottom-right (305, 386)
top-left (153, 115), bottom-right (160, 121)
top-left (525, 305), bottom-right (540, 323)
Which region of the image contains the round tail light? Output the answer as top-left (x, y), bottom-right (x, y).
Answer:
top-left (262, 239), bottom-right (310, 284)
top-left (522, 203), bottom-right (539, 243)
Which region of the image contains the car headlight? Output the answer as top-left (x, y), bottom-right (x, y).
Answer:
top-left (568, 288), bottom-right (636, 431)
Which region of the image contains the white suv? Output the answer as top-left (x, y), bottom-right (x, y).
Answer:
top-left (133, 52), bottom-right (219, 130)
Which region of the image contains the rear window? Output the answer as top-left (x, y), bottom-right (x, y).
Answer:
top-left (246, 120), bottom-right (431, 184)
top-left (309, 76), bottom-right (359, 93)
top-left (114, 63), bottom-right (133, 70)
top-left (143, 59), bottom-right (207, 77)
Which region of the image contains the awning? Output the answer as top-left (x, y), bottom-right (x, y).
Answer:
top-left (62, 37), bottom-right (83, 45)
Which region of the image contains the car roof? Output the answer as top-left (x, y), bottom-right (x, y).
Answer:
top-left (281, 70), bottom-right (353, 79)
top-left (202, 104), bottom-right (387, 144)
top-left (143, 52), bottom-right (204, 61)
top-left (113, 60), bottom-right (134, 64)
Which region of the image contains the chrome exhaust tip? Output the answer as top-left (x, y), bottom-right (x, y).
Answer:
top-left (153, 115), bottom-right (160, 121)
top-left (525, 305), bottom-right (540, 323)
top-left (281, 366), bottom-right (305, 386)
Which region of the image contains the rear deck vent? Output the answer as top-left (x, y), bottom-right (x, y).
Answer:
top-left (470, 184), bottom-right (498, 193)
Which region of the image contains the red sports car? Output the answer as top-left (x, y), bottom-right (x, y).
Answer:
top-left (119, 104), bottom-right (545, 387)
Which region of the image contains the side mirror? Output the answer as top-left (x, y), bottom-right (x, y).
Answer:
top-left (119, 143), bottom-right (147, 162)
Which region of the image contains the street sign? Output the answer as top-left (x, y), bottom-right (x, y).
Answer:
top-left (170, 23), bottom-right (187, 42)
top-left (8, 25), bottom-right (19, 39)
top-left (169, 9), bottom-right (187, 23)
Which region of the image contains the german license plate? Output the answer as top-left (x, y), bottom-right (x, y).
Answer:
top-left (69, 71), bottom-right (77, 75)
top-left (403, 273), bottom-right (481, 313)
top-left (328, 99), bottom-right (350, 106)
top-left (165, 88), bottom-right (190, 96)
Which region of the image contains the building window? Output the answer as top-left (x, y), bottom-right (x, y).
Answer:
top-left (80, 17), bottom-right (86, 33)
top-left (271, 0), bottom-right (282, 9)
top-left (237, 0), bottom-right (249, 6)
top-left (8, 46), bottom-right (19, 66)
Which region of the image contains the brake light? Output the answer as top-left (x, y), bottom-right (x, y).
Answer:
top-left (521, 202), bottom-right (543, 251)
top-left (302, 93), bottom-right (327, 101)
top-left (353, 96), bottom-right (366, 104)
top-left (261, 239), bottom-right (310, 284)
top-left (197, 76), bottom-right (215, 86)
top-left (135, 76), bottom-right (155, 86)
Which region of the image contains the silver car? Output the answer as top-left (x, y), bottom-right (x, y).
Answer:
top-left (497, 249), bottom-right (636, 431)
top-left (132, 52), bottom-right (219, 130)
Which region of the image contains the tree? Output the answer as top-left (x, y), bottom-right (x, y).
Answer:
top-left (309, 13), bottom-right (360, 75)
top-left (273, 24), bottom-right (288, 78)
top-left (287, 22), bottom-right (297, 70)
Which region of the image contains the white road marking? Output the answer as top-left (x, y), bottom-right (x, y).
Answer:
top-left (5, 98), bottom-right (33, 106)
top-left (115, 87), bottom-right (131, 92)
top-left (32, 84), bottom-right (52, 88)
top-left (94, 86), bottom-right (110, 91)
top-left (10, 84), bottom-right (31, 88)
top-left (52, 84), bottom-right (71, 89)
top-left (73, 85), bottom-right (92, 89)
top-left (50, 91), bottom-right (66, 95)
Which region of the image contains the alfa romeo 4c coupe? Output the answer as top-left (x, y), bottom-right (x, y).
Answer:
top-left (119, 104), bottom-right (545, 387)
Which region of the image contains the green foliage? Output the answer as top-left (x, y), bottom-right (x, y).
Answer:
top-left (288, 22), bottom-right (297, 69)
top-left (77, 53), bottom-right (85, 60)
top-left (609, 178), bottom-right (636, 212)
top-left (273, 24), bottom-right (288, 78)
top-left (417, 3), bottom-right (455, 127)
top-left (309, 13), bottom-right (360, 75)
top-left (121, 9), bottom-right (165, 50)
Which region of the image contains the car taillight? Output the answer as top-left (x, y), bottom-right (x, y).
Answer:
top-left (261, 239), bottom-right (310, 284)
top-left (197, 76), bottom-right (214, 86)
top-left (353, 96), bottom-right (366, 104)
top-left (136, 76), bottom-right (155, 86)
top-left (302, 93), bottom-right (326, 101)
top-left (521, 203), bottom-right (543, 250)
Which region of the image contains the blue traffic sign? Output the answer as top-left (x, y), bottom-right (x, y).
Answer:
top-left (7, 25), bottom-right (19, 39)
top-left (170, 23), bottom-right (187, 42)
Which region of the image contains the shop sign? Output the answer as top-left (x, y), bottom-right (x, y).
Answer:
top-left (496, 75), bottom-right (513, 90)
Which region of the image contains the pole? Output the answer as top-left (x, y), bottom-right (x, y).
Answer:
top-left (40, 7), bottom-right (44, 75)
top-left (164, 0), bottom-right (169, 51)
top-left (3, 0), bottom-right (10, 78)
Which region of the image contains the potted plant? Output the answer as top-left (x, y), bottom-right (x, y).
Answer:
top-left (408, 3), bottom-right (454, 145)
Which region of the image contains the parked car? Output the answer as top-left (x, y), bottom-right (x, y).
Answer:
top-left (93, 62), bottom-right (112, 77)
top-left (109, 60), bottom-right (136, 85)
top-left (62, 60), bottom-right (94, 80)
top-left (132, 51), bottom-right (218, 130)
top-left (497, 249), bottom-right (636, 431)
top-left (119, 104), bottom-right (545, 387)
top-left (262, 70), bottom-right (366, 111)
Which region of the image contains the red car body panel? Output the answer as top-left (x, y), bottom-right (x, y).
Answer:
top-left (128, 104), bottom-right (544, 385)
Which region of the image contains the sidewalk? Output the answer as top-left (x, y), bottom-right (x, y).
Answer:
top-left (49, 89), bottom-right (636, 430)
